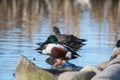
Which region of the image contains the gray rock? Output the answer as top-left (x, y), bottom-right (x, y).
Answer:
top-left (110, 48), bottom-right (120, 61)
top-left (108, 54), bottom-right (120, 66)
top-left (77, 71), bottom-right (96, 80)
top-left (15, 55), bottom-right (55, 80)
top-left (96, 61), bottom-right (109, 71)
top-left (58, 66), bottom-right (96, 80)
top-left (92, 55), bottom-right (120, 80)
top-left (80, 66), bottom-right (100, 74)
top-left (58, 71), bottom-right (80, 80)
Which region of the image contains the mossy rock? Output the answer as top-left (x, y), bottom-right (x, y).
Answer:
top-left (15, 55), bottom-right (55, 80)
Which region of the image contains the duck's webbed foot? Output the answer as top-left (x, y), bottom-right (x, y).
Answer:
top-left (54, 58), bottom-right (63, 66)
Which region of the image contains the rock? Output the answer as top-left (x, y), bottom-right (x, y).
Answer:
top-left (96, 61), bottom-right (109, 71)
top-left (109, 47), bottom-right (120, 61)
top-left (77, 71), bottom-right (96, 80)
top-left (58, 71), bottom-right (80, 80)
top-left (58, 66), bottom-right (96, 80)
top-left (58, 71), bottom-right (95, 80)
top-left (92, 55), bottom-right (120, 80)
top-left (108, 54), bottom-right (120, 66)
top-left (15, 55), bottom-right (55, 80)
top-left (80, 66), bottom-right (100, 74)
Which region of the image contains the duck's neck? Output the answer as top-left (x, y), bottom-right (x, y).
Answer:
top-left (55, 28), bottom-right (61, 36)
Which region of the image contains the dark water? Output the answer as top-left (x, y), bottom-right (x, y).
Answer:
top-left (0, 0), bottom-right (120, 80)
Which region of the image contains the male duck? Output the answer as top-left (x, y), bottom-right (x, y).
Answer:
top-left (53, 26), bottom-right (87, 51)
top-left (36, 35), bottom-right (80, 66)
top-left (110, 40), bottom-right (120, 61)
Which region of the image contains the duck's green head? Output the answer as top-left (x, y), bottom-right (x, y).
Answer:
top-left (47, 35), bottom-right (58, 43)
top-left (41, 35), bottom-right (58, 46)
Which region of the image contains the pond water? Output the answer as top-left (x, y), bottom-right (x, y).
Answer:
top-left (0, 0), bottom-right (120, 80)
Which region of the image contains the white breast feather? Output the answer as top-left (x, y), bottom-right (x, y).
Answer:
top-left (66, 51), bottom-right (72, 59)
top-left (43, 44), bottom-right (66, 54)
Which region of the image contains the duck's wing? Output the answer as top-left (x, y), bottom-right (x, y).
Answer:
top-left (36, 40), bottom-right (48, 53)
top-left (58, 42), bottom-right (81, 57)
top-left (36, 45), bottom-right (46, 53)
top-left (68, 35), bottom-right (87, 43)
top-left (57, 41), bottom-right (82, 51)
top-left (79, 38), bottom-right (87, 42)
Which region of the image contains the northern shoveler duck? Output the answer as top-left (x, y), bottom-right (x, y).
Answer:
top-left (36, 35), bottom-right (80, 66)
top-left (110, 40), bottom-right (120, 61)
top-left (53, 26), bottom-right (87, 51)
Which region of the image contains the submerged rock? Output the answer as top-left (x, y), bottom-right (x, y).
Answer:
top-left (15, 55), bottom-right (55, 80)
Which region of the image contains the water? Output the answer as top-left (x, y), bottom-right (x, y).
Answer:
top-left (0, 0), bottom-right (120, 80)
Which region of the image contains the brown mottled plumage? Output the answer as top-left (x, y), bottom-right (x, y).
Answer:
top-left (53, 26), bottom-right (87, 51)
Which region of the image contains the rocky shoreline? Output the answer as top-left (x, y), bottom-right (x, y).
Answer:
top-left (15, 54), bottom-right (120, 80)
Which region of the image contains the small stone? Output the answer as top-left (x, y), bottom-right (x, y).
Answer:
top-left (33, 57), bottom-right (36, 61)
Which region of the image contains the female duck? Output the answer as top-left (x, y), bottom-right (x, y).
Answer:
top-left (53, 26), bottom-right (87, 51)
